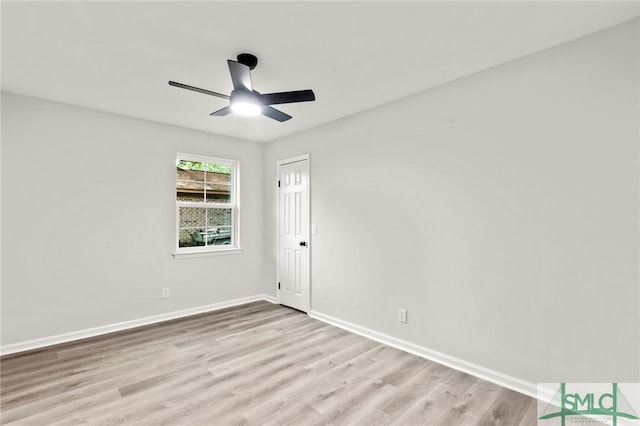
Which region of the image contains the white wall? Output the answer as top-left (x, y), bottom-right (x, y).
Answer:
top-left (1, 93), bottom-right (265, 345)
top-left (2, 18), bottom-right (637, 387)
top-left (264, 19), bottom-right (639, 383)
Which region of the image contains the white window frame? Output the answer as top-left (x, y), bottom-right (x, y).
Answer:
top-left (173, 153), bottom-right (241, 258)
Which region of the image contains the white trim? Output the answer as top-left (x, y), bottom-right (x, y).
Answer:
top-left (176, 153), bottom-right (236, 168)
top-left (0, 294), bottom-right (273, 356)
top-left (277, 154), bottom-right (310, 167)
top-left (262, 294), bottom-right (277, 304)
top-left (308, 310), bottom-right (538, 399)
top-left (175, 153), bottom-right (240, 255)
top-left (172, 247), bottom-right (242, 259)
top-left (176, 201), bottom-right (232, 208)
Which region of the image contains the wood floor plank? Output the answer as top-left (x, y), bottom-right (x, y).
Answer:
top-left (433, 376), bottom-right (503, 425)
top-left (0, 364), bottom-right (160, 424)
top-left (0, 301), bottom-right (537, 425)
top-left (377, 359), bottom-right (445, 419)
top-left (389, 369), bottom-right (480, 424)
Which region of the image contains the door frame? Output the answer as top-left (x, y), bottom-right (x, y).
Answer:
top-left (276, 153), bottom-right (311, 312)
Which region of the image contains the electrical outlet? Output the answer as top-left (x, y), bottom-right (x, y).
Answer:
top-left (398, 308), bottom-right (407, 323)
top-left (161, 288), bottom-right (169, 299)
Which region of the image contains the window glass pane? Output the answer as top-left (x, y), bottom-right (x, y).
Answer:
top-left (178, 207), bottom-right (206, 247)
top-left (177, 160), bottom-right (232, 203)
top-left (206, 208), bottom-right (232, 246)
top-left (204, 173), bottom-right (231, 203)
top-left (179, 206), bottom-right (205, 228)
top-left (206, 208), bottom-right (232, 227)
top-left (178, 229), bottom-right (196, 248)
top-left (177, 180), bottom-right (205, 202)
top-left (176, 163), bottom-right (205, 182)
top-left (176, 155), bottom-right (238, 252)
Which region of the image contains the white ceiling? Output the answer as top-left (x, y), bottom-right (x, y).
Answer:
top-left (2, 1), bottom-right (638, 143)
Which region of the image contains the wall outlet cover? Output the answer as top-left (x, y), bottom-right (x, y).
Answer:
top-left (398, 308), bottom-right (407, 323)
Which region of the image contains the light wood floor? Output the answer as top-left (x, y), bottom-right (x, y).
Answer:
top-left (0, 301), bottom-right (536, 425)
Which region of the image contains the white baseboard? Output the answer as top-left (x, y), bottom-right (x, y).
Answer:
top-left (1, 295), bottom-right (538, 400)
top-left (308, 310), bottom-right (538, 399)
top-left (262, 294), bottom-right (277, 304)
top-left (0, 294), bottom-right (275, 356)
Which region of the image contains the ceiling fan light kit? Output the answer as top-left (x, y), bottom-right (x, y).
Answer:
top-left (230, 92), bottom-right (262, 116)
top-left (169, 53), bottom-right (315, 122)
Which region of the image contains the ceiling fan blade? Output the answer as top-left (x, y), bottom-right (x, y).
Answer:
top-left (210, 106), bottom-right (232, 116)
top-left (261, 106), bottom-right (292, 122)
top-left (259, 90), bottom-right (315, 105)
top-left (227, 60), bottom-right (252, 91)
top-left (168, 81), bottom-right (230, 100)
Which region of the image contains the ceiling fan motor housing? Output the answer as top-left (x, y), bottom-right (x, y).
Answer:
top-left (237, 53), bottom-right (258, 70)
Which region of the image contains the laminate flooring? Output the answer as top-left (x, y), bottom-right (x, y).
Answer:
top-left (0, 301), bottom-right (537, 425)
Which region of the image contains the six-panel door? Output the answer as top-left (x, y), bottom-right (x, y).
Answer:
top-left (278, 158), bottom-right (310, 312)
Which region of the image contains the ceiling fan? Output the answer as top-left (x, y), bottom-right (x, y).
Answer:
top-left (169, 53), bottom-right (315, 122)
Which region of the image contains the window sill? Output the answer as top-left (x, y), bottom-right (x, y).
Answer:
top-left (173, 248), bottom-right (243, 259)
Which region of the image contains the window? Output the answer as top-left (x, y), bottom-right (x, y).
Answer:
top-left (175, 153), bottom-right (240, 256)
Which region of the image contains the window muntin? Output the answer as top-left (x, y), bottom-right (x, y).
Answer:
top-left (176, 154), bottom-right (239, 253)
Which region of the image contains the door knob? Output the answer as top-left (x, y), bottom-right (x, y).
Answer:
top-left (299, 241), bottom-right (307, 247)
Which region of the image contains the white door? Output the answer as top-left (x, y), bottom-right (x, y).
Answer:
top-left (277, 156), bottom-right (310, 312)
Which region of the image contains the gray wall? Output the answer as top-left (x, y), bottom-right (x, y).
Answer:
top-left (1, 93), bottom-right (265, 345)
top-left (264, 19), bottom-right (639, 383)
